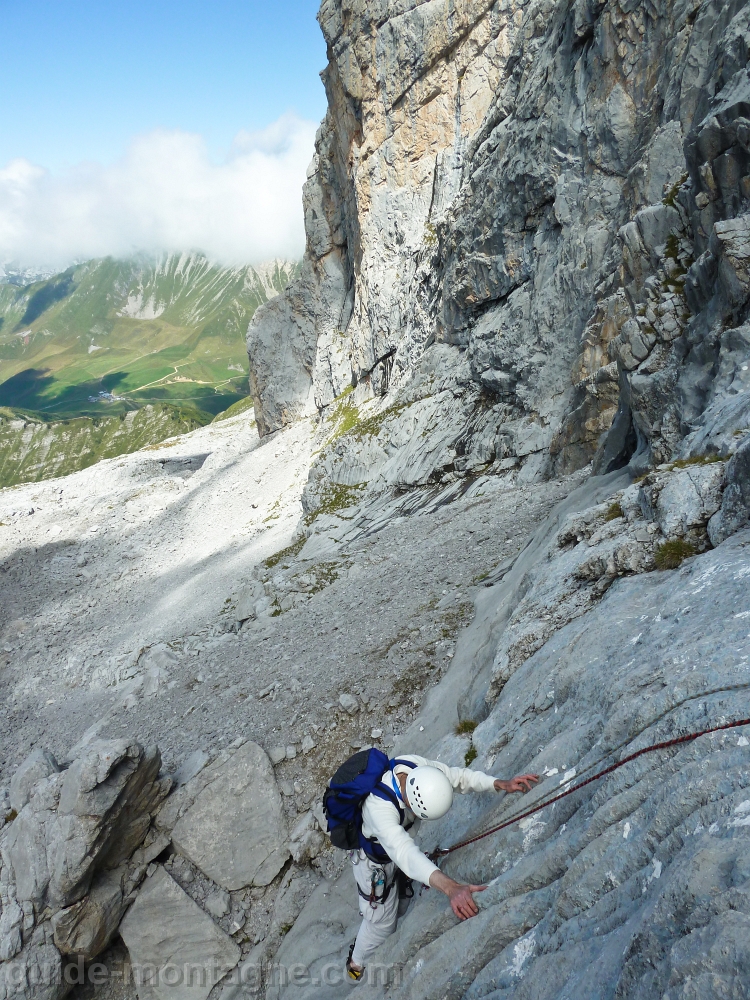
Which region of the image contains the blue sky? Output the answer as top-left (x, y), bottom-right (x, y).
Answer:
top-left (0, 0), bottom-right (327, 169)
top-left (0, 0), bottom-right (328, 267)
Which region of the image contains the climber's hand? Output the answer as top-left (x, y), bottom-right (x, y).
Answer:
top-left (429, 871), bottom-right (486, 920)
top-left (447, 882), bottom-right (486, 920)
top-left (494, 774), bottom-right (539, 794)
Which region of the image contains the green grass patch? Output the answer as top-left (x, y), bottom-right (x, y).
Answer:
top-left (263, 536), bottom-right (307, 570)
top-left (605, 502), bottom-right (624, 521)
top-left (665, 233), bottom-right (680, 261)
top-left (309, 562), bottom-right (340, 594)
top-left (440, 602), bottom-right (474, 639)
top-left (0, 402), bottom-right (211, 487)
top-left (455, 719), bottom-right (478, 736)
top-left (304, 481), bottom-right (366, 526)
top-left (654, 539), bottom-right (696, 570)
top-left (668, 454), bottom-right (724, 470)
top-left (464, 746), bottom-right (478, 767)
top-left (347, 402), bottom-right (409, 441)
top-left (212, 394), bottom-right (256, 423)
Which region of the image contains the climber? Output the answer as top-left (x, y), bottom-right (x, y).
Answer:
top-left (322, 749), bottom-right (538, 982)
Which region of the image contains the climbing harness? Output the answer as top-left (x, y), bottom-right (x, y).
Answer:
top-left (430, 714), bottom-right (750, 862)
top-left (362, 865), bottom-right (395, 909)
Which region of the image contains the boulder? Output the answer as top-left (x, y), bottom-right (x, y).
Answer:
top-left (171, 742), bottom-right (289, 890)
top-left (119, 867), bottom-right (240, 1000)
top-left (339, 693), bottom-right (359, 715)
top-left (4, 740), bottom-right (169, 910)
top-left (233, 581), bottom-right (265, 623)
top-left (203, 890), bottom-right (230, 920)
top-left (172, 751), bottom-right (210, 788)
top-left (641, 463), bottom-right (725, 539)
top-left (9, 749), bottom-right (59, 814)
top-left (50, 869), bottom-right (125, 960)
top-left (0, 740), bottom-right (171, 1000)
top-left (288, 811), bottom-right (326, 864)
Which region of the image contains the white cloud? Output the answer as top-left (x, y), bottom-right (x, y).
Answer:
top-left (0, 113), bottom-right (317, 270)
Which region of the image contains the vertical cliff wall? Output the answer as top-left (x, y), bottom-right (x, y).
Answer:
top-left (248, 0), bottom-right (750, 501)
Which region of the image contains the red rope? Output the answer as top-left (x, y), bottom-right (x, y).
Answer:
top-left (432, 716), bottom-right (750, 860)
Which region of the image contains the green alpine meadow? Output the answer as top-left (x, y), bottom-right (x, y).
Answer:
top-left (0, 252), bottom-right (297, 416)
top-left (0, 253), bottom-right (297, 484)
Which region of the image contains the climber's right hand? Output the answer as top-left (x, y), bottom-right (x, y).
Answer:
top-left (430, 870), bottom-right (486, 919)
top-left (448, 882), bottom-right (486, 920)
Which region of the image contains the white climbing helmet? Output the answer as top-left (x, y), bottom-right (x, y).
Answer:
top-left (404, 766), bottom-right (453, 820)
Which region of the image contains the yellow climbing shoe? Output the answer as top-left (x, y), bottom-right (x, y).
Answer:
top-left (346, 943), bottom-right (364, 982)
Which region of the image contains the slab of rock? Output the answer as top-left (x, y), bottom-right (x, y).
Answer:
top-left (172, 750), bottom-right (210, 788)
top-left (171, 742), bottom-right (289, 890)
top-left (120, 867), bottom-right (240, 1000)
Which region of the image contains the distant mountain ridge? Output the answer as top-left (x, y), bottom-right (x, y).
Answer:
top-left (0, 253), bottom-right (298, 418)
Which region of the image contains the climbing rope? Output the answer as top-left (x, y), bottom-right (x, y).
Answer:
top-left (431, 714), bottom-right (750, 861)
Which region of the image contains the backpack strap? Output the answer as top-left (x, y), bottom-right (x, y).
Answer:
top-left (390, 757), bottom-right (418, 771)
top-left (370, 782), bottom-right (405, 823)
top-left (359, 759), bottom-right (420, 861)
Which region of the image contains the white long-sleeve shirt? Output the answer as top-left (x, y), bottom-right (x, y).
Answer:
top-left (359, 754), bottom-right (497, 886)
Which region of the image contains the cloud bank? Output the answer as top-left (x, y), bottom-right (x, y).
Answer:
top-left (0, 113), bottom-right (317, 270)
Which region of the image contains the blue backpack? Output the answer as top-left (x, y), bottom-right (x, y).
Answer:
top-left (322, 748), bottom-right (416, 862)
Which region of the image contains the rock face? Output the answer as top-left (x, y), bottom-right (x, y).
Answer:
top-left (261, 520), bottom-right (750, 1000)
top-left (0, 740), bottom-right (170, 1000)
top-left (709, 436), bottom-right (750, 543)
top-left (240, 3), bottom-right (750, 994)
top-left (248, 0), bottom-right (750, 510)
top-left (170, 742), bottom-right (289, 891)
top-left (119, 867), bottom-right (240, 1000)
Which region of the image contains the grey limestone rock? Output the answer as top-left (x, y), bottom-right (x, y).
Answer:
top-left (246, 0), bottom-right (750, 530)
top-left (203, 889), bottom-right (230, 920)
top-left (288, 811), bottom-right (326, 865)
top-left (268, 526), bottom-right (750, 1000)
top-left (267, 747), bottom-right (287, 766)
top-left (709, 436), bottom-right (750, 544)
top-left (0, 739), bottom-right (170, 1000)
top-left (4, 740), bottom-right (168, 910)
top-left (119, 866), bottom-right (240, 1000)
top-left (171, 741), bottom-right (289, 890)
top-left (9, 749), bottom-right (59, 815)
top-left (50, 868), bottom-right (126, 960)
top-left (338, 693), bottom-right (358, 715)
top-left (172, 750), bottom-right (210, 789)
